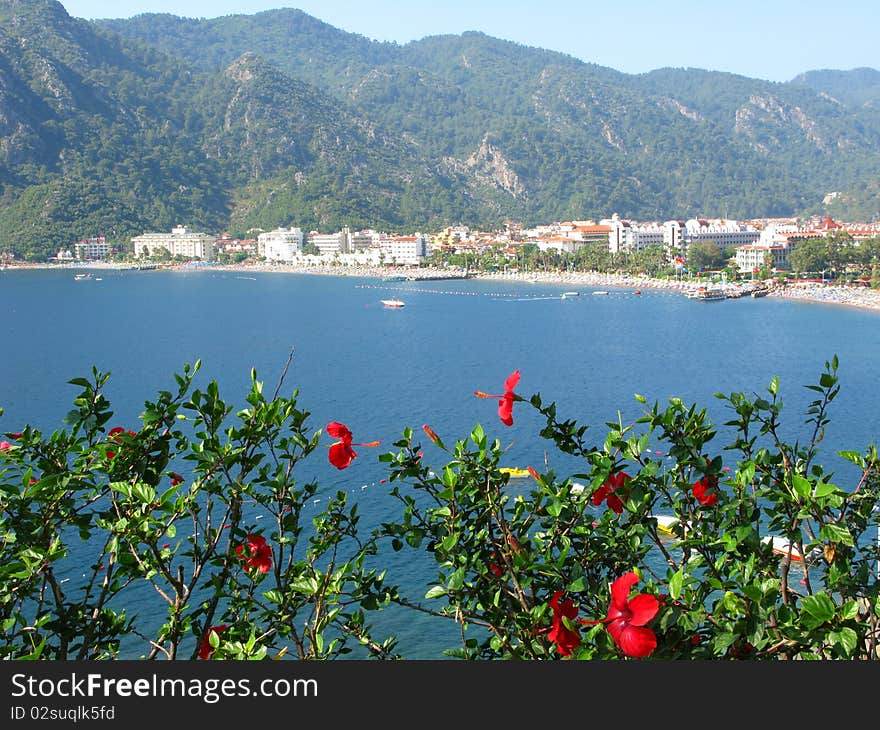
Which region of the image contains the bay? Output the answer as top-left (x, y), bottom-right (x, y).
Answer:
top-left (1, 267), bottom-right (879, 658)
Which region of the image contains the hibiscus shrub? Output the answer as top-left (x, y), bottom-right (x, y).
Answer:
top-left (380, 359), bottom-right (880, 659)
top-left (1, 357), bottom-right (879, 660)
top-left (0, 361), bottom-right (396, 660)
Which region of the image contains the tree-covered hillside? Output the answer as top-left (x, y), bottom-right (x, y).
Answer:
top-left (1, 0), bottom-right (879, 259)
top-left (95, 8), bottom-right (880, 223)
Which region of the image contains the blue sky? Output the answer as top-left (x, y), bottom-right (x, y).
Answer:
top-left (58, 1), bottom-right (878, 82)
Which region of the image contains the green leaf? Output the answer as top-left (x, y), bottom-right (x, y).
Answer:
top-left (820, 523), bottom-right (854, 547)
top-left (813, 482), bottom-right (839, 498)
top-left (439, 534), bottom-right (458, 552)
top-left (836, 451), bottom-right (865, 468)
top-left (447, 566), bottom-right (466, 591)
top-left (669, 569), bottom-right (683, 600)
top-left (832, 627), bottom-right (858, 655)
top-left (819, 373), bottom-right (836, 388)
top-left (791, 474), bottom-right (812, 498)
top-left (470, 424), bottom-right (485, 446)
top-left (801, 593), bottom-right (836, 623)
top-left (263, 589), bottom-right (283, 604)
top-left (424, 585), bottom-right (446, 600)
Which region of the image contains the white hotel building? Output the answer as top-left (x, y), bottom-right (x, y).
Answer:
top-left (132, 225), bottom-right (215, 260)
top-left (734, 223), bottom-right (797, 273)
top-left (664, 219), bottom-right (760, 259)
top-left (605, 215), bottom-right (665, 254)
top-left (306, 228), bottom-right (352, 256)
top-left (257, 227), bottom-right (304, 262)
top-left (377, 234), bottom-right (430, 265)
top-left (74, 235), bottom-right (112, 260)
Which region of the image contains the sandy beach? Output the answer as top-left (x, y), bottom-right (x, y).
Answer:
top-left (215, 262), bottom-right (880, 312)
top-left (9, 260), bottom-right (880, 312)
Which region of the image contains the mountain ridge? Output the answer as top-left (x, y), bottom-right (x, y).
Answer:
top-left (0, 0), bottom-right (878, 259)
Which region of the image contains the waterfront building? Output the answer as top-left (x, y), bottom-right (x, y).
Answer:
top-left (377, 233), bottom-right (430, 265)
top-left (665, 219), bottom-right (760, 260)
top-left (74, 235), bottom-right (111, 260)
top-left (735, 244), bottom-right (790, 273)
top-left (132, 225), bottom-right (215, 260)
top-left (350, 229), bottom-right (383, 251)
top-left (216, 235), bottom-right (257, 256)
top-left (605, 214), bottom-right (665, 254)
top-left (306, 228), bottom-right (351, 256)
top-left (258, 227), bottom-right (304, 262)
top-left (536, 236), bottom-right (586, 253)
top-left (734, 223), bottom-right (796, 272)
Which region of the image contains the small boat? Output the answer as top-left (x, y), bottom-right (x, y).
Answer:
top-left (499, 467), bottom-right (531, 479)
top-left (685, 286), bottom-right (726, 301)
top-left (654, 514), bottom-right (680, 536)
top-left (634, 290), bottom-right (641, 295)
top-left (651, 514), bottom-right (811, 561)
top-left (73, 273), bottom-right (93, 280)
top-left (381, 298), bottom-right (405, 308)
top-left (562, 291), bottom-right (579, 297)
top-left (382, 275), bottom-right (407, 282)
top-left (592, 290), bottom-right (610, 296)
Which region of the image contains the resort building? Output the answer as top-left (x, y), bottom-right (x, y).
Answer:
top-left (350, 229), bottom-right (383, 251)
top-left (74, 235), bottom-right (111, 260)
top-left (132, 225), bottom-right (215, 260)
top-left (665, 219), bottom-right (760, 260)
top-left (257, 227), bottom-right (304, 262)
top-left (215, 235), bottom-right (257, 256)
top-left (735, 244), bottom-right (791, 273)
top-left (605, 215), bottom-right (665, 254)
top-left (306, 228), bottom-right (352, 256)
top-left (377, 233), bottom-right (430, 266)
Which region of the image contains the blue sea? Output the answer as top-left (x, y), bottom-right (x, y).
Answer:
top-left (1, 267), bottom-right (879, 658)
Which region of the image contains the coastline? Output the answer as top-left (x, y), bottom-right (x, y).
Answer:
top-left (7, 260), bottom-right (880, 313)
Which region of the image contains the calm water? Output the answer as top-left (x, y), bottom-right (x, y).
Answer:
top-left (2, 267), bottom-right (879, 657)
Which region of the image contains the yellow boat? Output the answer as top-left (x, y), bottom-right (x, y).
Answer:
top-left (652, 514), bottom-right (809, 561)
top-left (499, 467), bottom-right (530, 479)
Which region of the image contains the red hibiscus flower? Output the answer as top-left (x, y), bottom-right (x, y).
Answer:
top-left (592, 472), bottom-right (632, 514)
top-left (326, 421), bottom-right (380, 470)
top-left (8, 432), bottom-right (23, 440)
top-left (170, 472), bottom-right (185, 487)
top-left (0, 441), bottom-right (11, 451)
top-left (488, 552), bottom-right (504, 578)
top-left (692, 478), bottom-right (718, 506)
top-left (236, 533), bottom-right (273, 574)
top-left (108, 426), bottom-right (136, 441)
top-left (546, 590), bottom-right (581, 656)
top-left (582, 572), bottom-right (659, 658)
top-left (690, 457), bottom-right (719, 507)
top-left (198, 624), bottom-right (228, 660)
top-left (474, 369), bottom-right (521, 426)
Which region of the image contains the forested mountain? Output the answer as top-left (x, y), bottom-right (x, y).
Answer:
top-left (789, 67), bottom-right (880, 109)
top-left (1, 0), bottom-right (879, 259)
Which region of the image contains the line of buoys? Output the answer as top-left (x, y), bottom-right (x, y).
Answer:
top-left (355, 284), bottom-right (650, 300)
